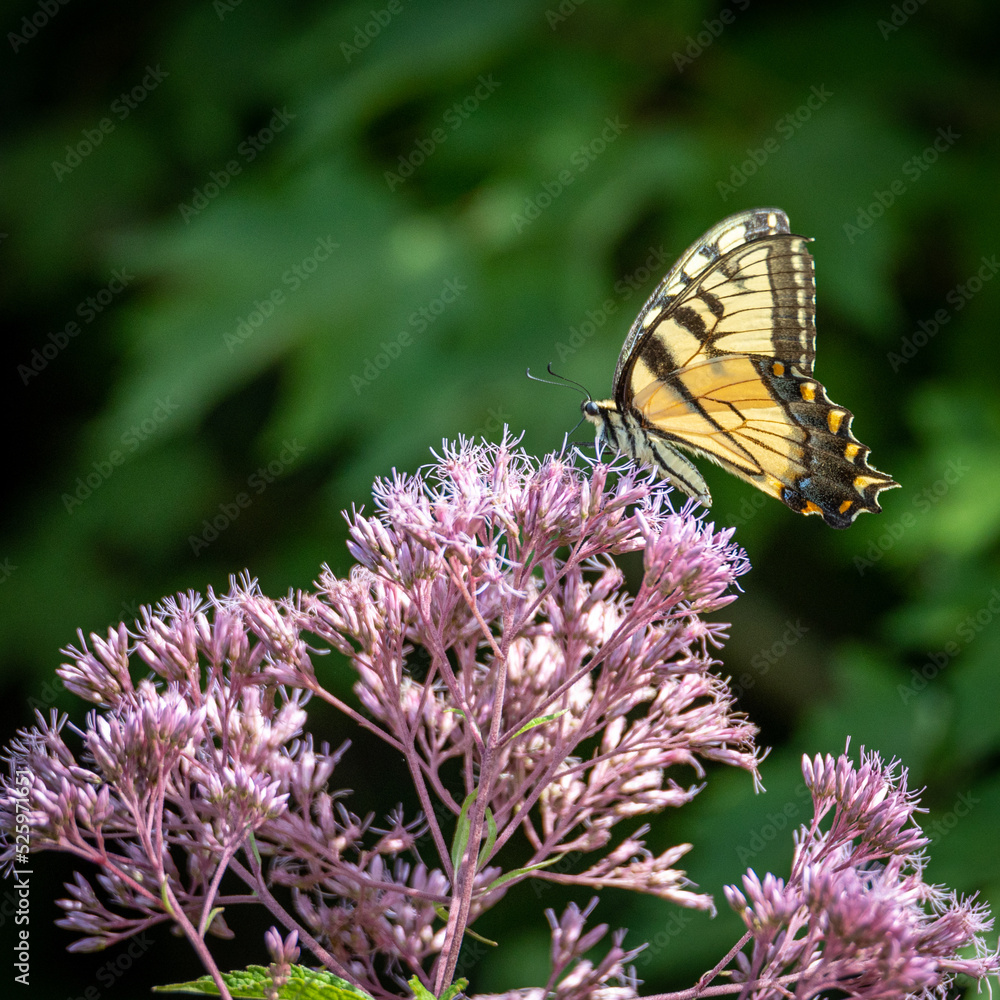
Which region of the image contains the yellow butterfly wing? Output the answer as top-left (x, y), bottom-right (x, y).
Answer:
top-left (614, 208), bottom-right (898, 528)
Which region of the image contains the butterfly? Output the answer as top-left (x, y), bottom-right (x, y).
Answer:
top-left (581, 208), bottom-right (898, 528)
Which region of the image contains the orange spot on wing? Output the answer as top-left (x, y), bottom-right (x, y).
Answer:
top-left (854, 474), bottom-right (884, 491)
top-left (763, 474), bottom-right (786, 499)
top-left (800, 382), bottom-right (816, 402)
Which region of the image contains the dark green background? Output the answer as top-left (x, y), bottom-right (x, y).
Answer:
top-left (3, 1), bottom-right (999, 996)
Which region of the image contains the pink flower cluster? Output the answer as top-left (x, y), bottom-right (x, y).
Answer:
top-left (0, 435), bottom-right (995, 1000)
top-left (718, 747), bottom-right (998, 999)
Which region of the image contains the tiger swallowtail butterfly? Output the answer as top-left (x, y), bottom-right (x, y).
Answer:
top-left (581, 208), bottom-right (898, 528)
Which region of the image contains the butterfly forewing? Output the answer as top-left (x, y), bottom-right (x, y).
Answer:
top-left (691, 237), bottom-right (816, 375)
top-left (612, 208), bottom-right (797, 389)
top-left (591, 207), bottom-right (898, 528)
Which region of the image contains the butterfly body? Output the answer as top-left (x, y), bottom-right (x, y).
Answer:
top-left (583, 208), bottom-right (898, 528)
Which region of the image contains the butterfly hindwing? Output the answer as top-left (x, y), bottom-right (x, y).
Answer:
top-left (584, 208), bottom-right (898, 528)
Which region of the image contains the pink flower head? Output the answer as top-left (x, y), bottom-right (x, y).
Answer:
top-left (724, 746), bottom-right (999, 997)
top-left (0, 433), bottom-right (758, 998)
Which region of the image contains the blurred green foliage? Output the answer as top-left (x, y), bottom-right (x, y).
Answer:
top-left (3, 0), bottom-right (999, 996)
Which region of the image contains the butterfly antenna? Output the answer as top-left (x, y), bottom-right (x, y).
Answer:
top-left (525, 363), bottom-right (593, 401)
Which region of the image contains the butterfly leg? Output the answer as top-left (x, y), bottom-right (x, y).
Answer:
top-left (593, 424), bottom-right (606, 462)
top-left (642, 431), bottom-right (713, 507)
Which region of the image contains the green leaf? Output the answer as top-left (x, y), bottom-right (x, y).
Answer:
top-left (247, 830), bottom-right (262, 867)
top-left (154, 965), bottom-right (375, 1000)
top-left (512, 711), bottom-right (567, 738)
top-left (463, 926), bottom-right (498, 947)
top-left (203, 907), bottom-right (225, 938)
top-left (477, 807), bottom-right (497, 868)
top-left (450, 789), bottom-right (477, 873)
top-left (407, 975), bottom-right (468, 1000)
top-left (160, 878), bottom-right (175, 916)
top-left (482, 855), bottom-right (565, 894)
